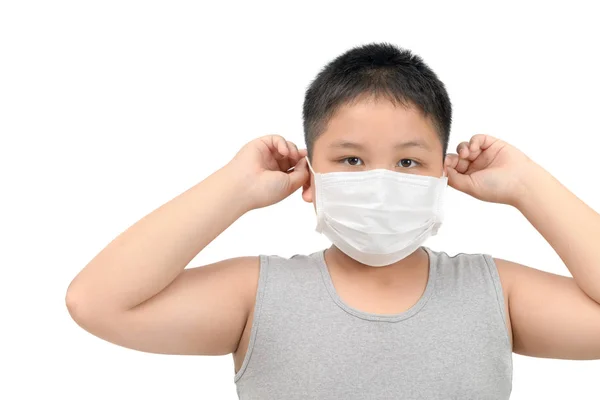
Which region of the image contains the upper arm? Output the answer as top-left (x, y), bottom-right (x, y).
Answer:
top-left (496, 257), bottom-right (600, 360)
top-left (68, 256), bottom-right (260, 356)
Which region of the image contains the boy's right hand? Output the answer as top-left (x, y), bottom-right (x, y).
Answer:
top-left (227, 135), bottom-right (310, 210)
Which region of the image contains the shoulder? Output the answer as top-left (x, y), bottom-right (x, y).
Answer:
top-left (426, 248), bottom-right (514, 347)
top-left (256, 251), bottom-right (324, 283)
top-left (259, 251), bottom-right (323, 269)
top-left (430, 250), bottom-right (515, 312)
top-left (427, 247), bottom-right (506, 269)
top-left (426, 247), bottom-right (495, 269)
top-left (425, 247), bottom-right (513, 293)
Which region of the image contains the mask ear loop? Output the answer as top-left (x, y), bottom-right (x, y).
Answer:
top-left (305, 156), bottom-right (316, 175)
top-left (442, 158), bottom-right (448, 179)
top-left (305, 156), bottom-right (323, 232)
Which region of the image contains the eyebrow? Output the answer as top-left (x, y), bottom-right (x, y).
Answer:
top-left (329, 139), bottom-right (431, 151)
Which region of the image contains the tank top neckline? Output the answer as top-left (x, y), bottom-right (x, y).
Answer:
top-left (314, 246), bottom-right (437, 322)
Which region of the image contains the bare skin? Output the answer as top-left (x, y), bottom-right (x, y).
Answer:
top-left (66, 95), bottom-right (600, 379)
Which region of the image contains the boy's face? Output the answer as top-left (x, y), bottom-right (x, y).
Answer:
top-left (302, 96), bottom-right (445, 204)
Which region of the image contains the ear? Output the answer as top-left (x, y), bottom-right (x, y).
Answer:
top-left (302, 174), bottom-right (314, 203)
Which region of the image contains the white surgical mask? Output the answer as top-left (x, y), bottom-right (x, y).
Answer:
top-left (306, 157), bottom-right (448, 267)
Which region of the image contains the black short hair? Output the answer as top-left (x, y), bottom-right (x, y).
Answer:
top-left (303, 42), bottom-right (452, 159)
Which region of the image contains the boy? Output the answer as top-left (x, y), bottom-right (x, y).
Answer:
top-left (66, 42), bottom-right (600, 399)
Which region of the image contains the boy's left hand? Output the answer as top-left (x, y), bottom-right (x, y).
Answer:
top-left (444, 134), bottom-right (541, 207)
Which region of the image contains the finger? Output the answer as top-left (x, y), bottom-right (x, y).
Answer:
top-left (456, 141), bottom-right (470, 159)
top-left (469, 135), bottom-right (484, 152)
top-left (445, 154), bottom-right (459, 169)
top-left (260, 135), bottom-right (287, 160)
top-left (446, 153), bottom-right (470, 173)
top-left (277, 156), bottom-right (292, 172)
top-left (455, 156), bottom-right (471, 173)
top-left (298, 148), bottom-right (308, 158)
top-left (286, 141), bottom-right (300, 162)
top-left (273, 135), bottom-right (289, 157)
top-left (286, 157), bottom-right (309, 193)
top-left (466, 146), bottom-right (482, 161)
top-left (458, 140), bottom-right (479, 161)
top-left (446, 166), bottom-right (476, 196)
top-left (268, 135), bottom-right (290, 160)
top-left (470, 134), bottom-right (498, 151)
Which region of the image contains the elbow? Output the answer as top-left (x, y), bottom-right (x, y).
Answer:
top-left (65, 279), bottom-right (102, 326)
top-left (65, 280), bottom-right (123, 330)
top-left (65, 283), bottom-right (88, 324)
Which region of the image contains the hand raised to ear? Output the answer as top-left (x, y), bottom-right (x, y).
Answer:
top-left (227, 135), bottom-right (310, 210)
top-left (444, 134), bottom-right (538, 207)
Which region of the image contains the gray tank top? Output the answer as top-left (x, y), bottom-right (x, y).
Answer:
top-left (234, 246), bottom-right (513, 399)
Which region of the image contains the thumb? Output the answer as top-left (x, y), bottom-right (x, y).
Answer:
top-left (446, 166), bottom-right (476, 196)
top-left (286, 157), bottom-right (309, 193)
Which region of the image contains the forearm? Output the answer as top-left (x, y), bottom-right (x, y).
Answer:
top-left (67, 164), bottom-right (254, 312)
top-left (515, 163), bottom-right (600, 303)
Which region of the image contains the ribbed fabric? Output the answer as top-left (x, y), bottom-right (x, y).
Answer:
top-left (234, 246), bottom-right (513, 399)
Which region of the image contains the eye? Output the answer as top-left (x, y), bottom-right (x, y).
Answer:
top-left (398, 159), bottom-right (420, 168)
top-left (341, 157), bottom-right (363, 166)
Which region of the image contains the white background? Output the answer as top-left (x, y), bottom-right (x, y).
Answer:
top-left (1, 1), bottom-right (599, 399)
